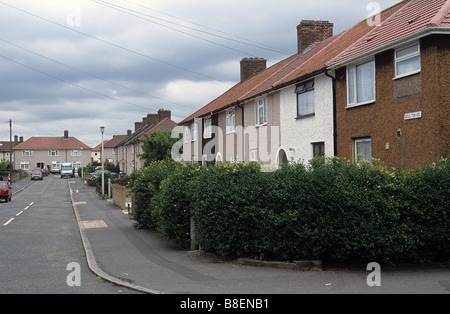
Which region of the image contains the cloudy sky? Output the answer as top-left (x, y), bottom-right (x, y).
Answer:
top-left (0, 0), bottom-right (400, 147)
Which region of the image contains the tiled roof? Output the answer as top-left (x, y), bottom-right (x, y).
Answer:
top-left (138, 118), bottom-right (178, 141)
top-left (179, 55), bottom-right (296, 125)
top-left (329, 0), bottom-right (450, 66)
top-left (13, 137), bottom-right (91, 150)
top-left (179, 0), bottom-right (449, 125)
top-left (104, 135), bottom-right (127, 148)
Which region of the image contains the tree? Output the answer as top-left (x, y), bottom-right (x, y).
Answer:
top-left (138, 130), bottom-right (180, 166)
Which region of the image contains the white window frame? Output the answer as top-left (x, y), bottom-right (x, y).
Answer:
top-left (255, 98), bottom-right (267, 126)
top-left (394, 43), bottom-right (420, 79)
top-left (355, 138), bottom-right (372, 163)
top-left (71, 149), bottom-right (80, 156)
top-left (226, 109), bottom-right (235, 134)
top-left (204, 117), bottom-right (212, 139)
top-left (250, 149), bottom-right (258, 162)
top-left (48, 149), bottom-right (59, 157)
top-left (20, 162), bottom-right (30, 171)
top-left (22, 150), bottom-right (33, 157)
top-left (347, 59), bottom-right (375, 108)
top-left (191, 122), bottom-right (197, 142)
top-left (295, 79), bottom-right (315, 117)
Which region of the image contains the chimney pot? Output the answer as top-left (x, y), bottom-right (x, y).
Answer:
top-left (64, 130), bottom-right (69, 140)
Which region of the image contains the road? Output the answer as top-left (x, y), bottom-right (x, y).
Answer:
top-left (0, 175), bottom-right (139, 294)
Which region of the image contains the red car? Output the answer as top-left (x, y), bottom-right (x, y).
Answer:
top-left (0, 181), bottom-right (12, 202)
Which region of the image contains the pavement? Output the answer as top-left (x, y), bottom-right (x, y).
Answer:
top-left (60, 176), bottom-right (449, 294)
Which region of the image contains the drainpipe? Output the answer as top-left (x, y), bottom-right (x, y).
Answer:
top-left (325, 69), bottom-right (337, 156)
top-left (236, 104), bottom-right (245, 162)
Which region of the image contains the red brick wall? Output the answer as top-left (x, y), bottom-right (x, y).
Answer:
top-left (336, 34), bottom-right (449, 169)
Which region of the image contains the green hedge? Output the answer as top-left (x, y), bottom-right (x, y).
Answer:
top-left (129, 158), bottom-right (449, 264)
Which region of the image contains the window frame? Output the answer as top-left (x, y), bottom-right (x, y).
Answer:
top-left (312, 142), bottom-right (325, 157)
top-left (48, 149), bottom-right (59, 157)
top-left (394, 43), bottom-right (421, 79)
top-left (295, 79), bottom-right (315, 118)
top-left (255, 97), bottom-right (267, 126)
top-left (226, 109), bottom-right (236, 134)
top-left (22, 150), bottom-right (33, 157)
top-left (354, 138), bottom-right (372, 163)
top-left (346, 59), bottom-right (376, 108)
top-left (191, 122), bottom-right (197, 142)
top-left (204, 117), bottom-right (212, 139)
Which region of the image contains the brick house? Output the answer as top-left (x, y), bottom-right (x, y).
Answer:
top-left (116, 109), bottom-right (177, 174)
top-left (328, 0), bottom-right (450, 168)
top-left (13, 130), bottom-right (92, 173)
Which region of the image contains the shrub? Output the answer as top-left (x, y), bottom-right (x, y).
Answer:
top-left (152, 163), bottom-right (202, 248)
top-left (128, 160), bottom-right (180, 228)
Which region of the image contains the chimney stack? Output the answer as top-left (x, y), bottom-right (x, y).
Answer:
top-left (240, 57), bottom-right (267, 83)
top-left (64, 130), bottom-right (69, 140)
top-left (297, 20), bottom-right (333, 54)
top-left (158, 109), bottom-right (171, 121)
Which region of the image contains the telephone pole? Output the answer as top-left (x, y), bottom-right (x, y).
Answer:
top-left (9, 119), bottom-right (12, 186)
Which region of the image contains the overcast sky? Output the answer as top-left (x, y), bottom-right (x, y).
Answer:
top-left (0, 0), bottom-right (400, 147)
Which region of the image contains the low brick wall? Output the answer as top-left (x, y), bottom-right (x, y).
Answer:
top-left (112, 184), bottom-right (126, 210)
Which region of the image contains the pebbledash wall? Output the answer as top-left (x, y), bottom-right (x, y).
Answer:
top-left (335, 35), bottom-right (449, 169)
top-left (279, 73), bottom-right (334, 163)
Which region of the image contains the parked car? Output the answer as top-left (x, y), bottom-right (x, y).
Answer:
top-left (31, 170), bottom-right (43, 181)
top-left (32, 167), bottom-right (48, 176)
top-left (0, 181), bottom-right (12, 202)
top-left (89, 170), bottom-right (119, 178)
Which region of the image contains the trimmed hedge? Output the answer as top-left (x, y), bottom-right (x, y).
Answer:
top-left (129, 157), bottom-right (449, 264)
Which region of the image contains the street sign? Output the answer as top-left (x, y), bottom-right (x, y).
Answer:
top-left (404, 111), bottom-right (422, 120)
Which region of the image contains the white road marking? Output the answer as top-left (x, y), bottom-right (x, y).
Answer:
top-left (24, 206), bottom-right (29, 210)
top-left (29, 202), bottom-right (34, 206)
top-left (16, 211), bottom-right (23, 216)
top-left (3, 218), bottom-right (14, 226)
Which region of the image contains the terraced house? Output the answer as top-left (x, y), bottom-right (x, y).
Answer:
top-left (179, 0), bottom-right (449, 169)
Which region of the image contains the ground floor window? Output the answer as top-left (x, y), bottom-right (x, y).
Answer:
top-left (20, 162), bottom-right (29, 171)
top-left (312, 142), bottom-right (325, 157)
top-left (355, 138), bottom-right (371, 163)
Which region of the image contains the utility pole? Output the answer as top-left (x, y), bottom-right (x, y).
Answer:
top-left (9, 119), bottom-right (12, 186)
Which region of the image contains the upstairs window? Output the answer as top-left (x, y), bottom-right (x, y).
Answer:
top-left (395, 43), bottom-right (420, 78)
top-left (191, 123), bottom-right (197, 141)
top-left (347, 60), bottom-right (375, 107)
top-left (226, 109), bottom-right (235, 133)
top-left (204, 118), bottom-right (212, 139)
top-left (295, 79), bottom-right (315, 117)
top-left (255, 98), bottom-right (267, 126)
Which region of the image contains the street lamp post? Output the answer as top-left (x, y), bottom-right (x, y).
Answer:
top-left (100, 125), bottom-right (105, 198)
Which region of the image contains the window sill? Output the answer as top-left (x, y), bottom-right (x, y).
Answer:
top-left (346, 100), bottom-right (375, 109)
top-left (295, 113), bottom-right (315, 120)
top-left (255, 123), bottom-right (268, 128)
top-left (393, 70), bottom-right (420, 80)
